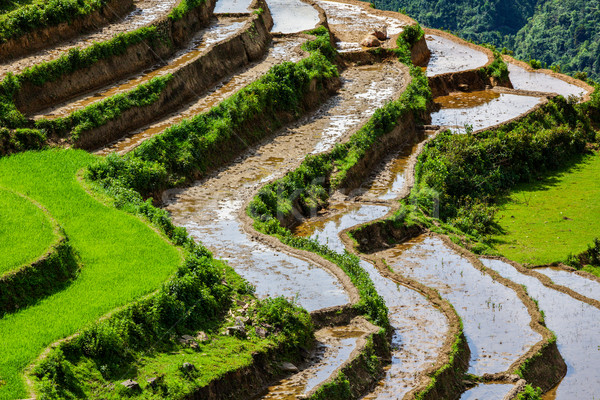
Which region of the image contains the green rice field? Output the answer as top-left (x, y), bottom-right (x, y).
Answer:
top-left (493, 151), bottom-right (600, 265)
top-left (0, 149), bottom-right (183, 399)
top-left (0, 188), bottom-right (56, 275)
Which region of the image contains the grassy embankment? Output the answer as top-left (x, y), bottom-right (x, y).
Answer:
top-left (492, 151), bottom-right (600, 272)
top-left (0, 0), bottom-right (206, 154)
top-left (17, 29), bottom-right (336, 400)
top-left (0, 150), bottom-right (183, 399)
top-left (0, 187), bottom-right (55, 274)
top-left (0, 0), bottom-right (120, 43)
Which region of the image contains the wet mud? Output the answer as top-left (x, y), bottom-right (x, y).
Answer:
top-left (481, 258), bottom-right (600, 400)
top-left (315, 0), bottom-right (408, 53)
top-left (164, 61), bottom-right (408, 311)
top-left (258, 325), bottom-right (366, 399)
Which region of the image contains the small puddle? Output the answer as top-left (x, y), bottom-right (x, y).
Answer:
top-left (431, 91), bottom-right (542, 132)
top-left (295, 204), bottom-right (448, 399)
top-left (214, 0), bottom-right (253, 13)
top-left (481, 258), bottom-right (600, 399)
top-left (315, 0), bottom-right (406, 52)
top-left (425, 34), bottom-right (488, 77)
top-left (536, 267), bottom-right (600, 303)
top-left (459, 383), bottom-right (515, 400)
top-left (97, 37), bottom-right (306, 155)
top-left (165, 62), bottom-right (407, 311)
top-left (259, 326), bottom-right (364, 399)
top-left (382, 236), bottom-right (541, 375)
top-left (267, 0), bottom-right (319, 34)
top-left (38, 16), bottom-right (247, 119)
top-left (508, 63), bottom-right (587, 100)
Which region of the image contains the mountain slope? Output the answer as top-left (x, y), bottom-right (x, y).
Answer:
top-left (375, 0), bottom-right (599, 80)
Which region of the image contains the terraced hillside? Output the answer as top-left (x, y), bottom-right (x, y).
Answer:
top-left (0, 0), bottom-right (598, 399)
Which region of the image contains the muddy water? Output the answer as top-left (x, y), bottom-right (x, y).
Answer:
top-left (165, 62), bottom-right (407, 311)
top-left (294, 204), bottom-right (448, 399)
top-left (536, 268), bottom-right (600, 303)
top-left (214, 0), bottom-right (253, 13)
top-left (96, 37), bottom-right (307, 155)
top-left (382, 236), bottom-right (541, 375)
top-left (315, 0), bottom-right (406, 52)
top-left (481, 259), bottom-right (600, 400)
top-left (267, 0), bottom-right (319, 33)
top-left (259, 326), bottom-right (364, 399)
top-left (0, 0), bottom-right (179, 77)
top-left (37, 17), bottom-right (247, 119)
top-left (459, 383), bottom-right (515, 400)
top-left (431, 91), bottom-right (542, 132)
top-left (508, 63), bottom-right (587, 100)
top-left (425, 34), bottom-right (488, 77)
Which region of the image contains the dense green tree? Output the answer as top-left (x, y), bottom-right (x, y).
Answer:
top-left (375, 0), bottom-right (599, 80)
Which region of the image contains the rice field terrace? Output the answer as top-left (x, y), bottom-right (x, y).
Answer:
top-left (0, 0), bottom-right (598, 399)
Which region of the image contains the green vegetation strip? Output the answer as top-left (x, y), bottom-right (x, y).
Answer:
top-left (383, 96), bottom-right (597, 256)
top-left (0, 0), bottom-right (115, 42)
top-left (493, 151), bottom-right (600, 265)
top-left (86, 27), bottom-right (339, 198)
top-left (0, 149), bottom-right (182, 399)
top-left (0, 187), bottom-right (55, 275)
top-left (247, 28), bottom-right (431, 329)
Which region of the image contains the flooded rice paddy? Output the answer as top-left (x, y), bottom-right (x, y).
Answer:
top-left (267, 0), bottom-right (320, 33)
top-left (165, 61), bottom-right (407, 311)
top-left (459, 383), bottom-right (516, 400)
top-left (482, 259), bottom-right (600, 399)
top-left (37, 16), bottom-right (248, 119)
top-left (432, 91), bottom-right (543, 132)
top-left (382, 236), bottom-right (541, 375)
top-left (97, 37), bottom-right (307, 155)
top-left (425, 34), bottom-right (488, 77)
top-left (536, 267), bottom-right (600, 303)
top-left (508, 63), bottom-right (587, 100)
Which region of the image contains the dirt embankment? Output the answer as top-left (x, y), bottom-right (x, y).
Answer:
top-left (14, 0), bottom-right (217, 115)
top-left (0, 0), bottom-right (134, 62)
top-left (73, 2), bottom-right (274, 150)
top-left (425, 28), bottom-right (512, 97)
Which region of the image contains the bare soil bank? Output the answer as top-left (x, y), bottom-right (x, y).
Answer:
top-left (0, 0), bottom-right (134, 61)
top-left (73, 2), bottom-right (273, 150)
top-left (14, 0), bottom-right (217, 115)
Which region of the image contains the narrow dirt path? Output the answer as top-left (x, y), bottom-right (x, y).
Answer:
top-left (0, 0), bottom-right (179, 77)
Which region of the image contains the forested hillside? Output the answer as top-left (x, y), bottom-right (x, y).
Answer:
top-left (375, 0), bottom-right (600, 80)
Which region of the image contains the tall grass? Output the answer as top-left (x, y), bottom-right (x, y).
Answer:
top-left (0, 149), bottom-right (182, 399)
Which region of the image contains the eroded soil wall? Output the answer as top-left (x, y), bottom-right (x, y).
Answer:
top-left (14, 0), bottom-right (218, 115)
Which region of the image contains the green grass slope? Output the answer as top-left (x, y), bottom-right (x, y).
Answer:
top-left (0, 188), bottom-right (55, 275)
top-left (493, 151), bottom-right (600, 265)
top-left (0, 149), bottom-right (182, 399)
